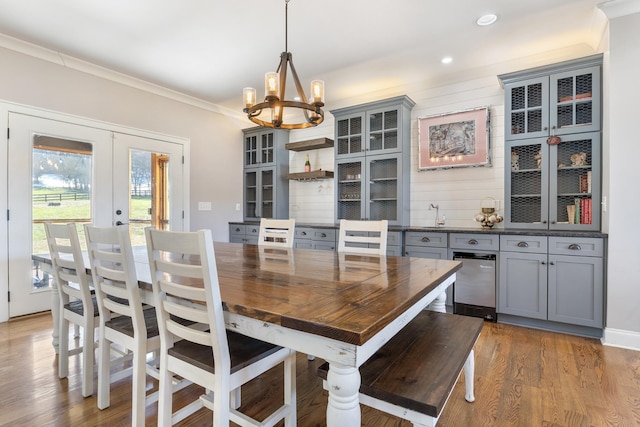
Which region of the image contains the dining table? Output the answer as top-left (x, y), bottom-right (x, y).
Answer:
top-left (33, 241), bottom-right (461, 426)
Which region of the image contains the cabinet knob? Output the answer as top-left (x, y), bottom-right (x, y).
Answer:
top-left (517, 241), bottom-right (529, 248)
top-left (541, 261), bottom-right (546, 265)
top-left (301, 231), bottom-right (307, 236)
top-left (551, 221), bottom-right (556, 224)
top-left (542, 220), bottom-right (548, 224)
top-left (421, 237), bottom-right (431, 242)
top-left (568, 244), bottom-right (582, 251)
top-left (468, 239), bottom-right (479, 245)
top-left (549, 261), bottom-right (555, 266)
top-left (320, 233), bottom-right (327, 238)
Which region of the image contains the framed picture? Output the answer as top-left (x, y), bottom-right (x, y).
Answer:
top-left (418, 106), bottom-right (491, 170)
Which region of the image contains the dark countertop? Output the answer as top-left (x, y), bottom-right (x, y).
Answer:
top-left (229, 221), bottom-right (607, 238)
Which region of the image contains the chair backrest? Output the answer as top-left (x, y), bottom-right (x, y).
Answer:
top-left (258, 218), bottom-right (296, 248)
top-left (84, 224), bottom-right (145, 334)
top-left (44, 222), bottom-right (93, 308)
top-left (145, 228), bottom-right (230, 374)
top-left (337, 219), bottom-right (388, 255)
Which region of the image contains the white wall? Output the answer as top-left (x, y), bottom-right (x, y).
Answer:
top-left (602, 11), bottom-right (640, 348)
top-left (0, 44), bottom-right (243, 242)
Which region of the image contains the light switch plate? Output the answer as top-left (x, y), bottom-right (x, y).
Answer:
top-left (198, 202), bottom-right (212, 211)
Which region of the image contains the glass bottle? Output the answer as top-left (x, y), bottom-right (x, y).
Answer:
top-left (305, 153), bottom-right (311, 172)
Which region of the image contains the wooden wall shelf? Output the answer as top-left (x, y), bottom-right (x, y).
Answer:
top-left (286, 170), bottom-right (334, 181)
top-left (285, 138), bottom-right (334, 151)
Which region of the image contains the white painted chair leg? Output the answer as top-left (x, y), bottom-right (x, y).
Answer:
top-left (463, 349), bottom-right (475, 403)
top-left (132, 344), bottom-right (146, 427)
top-left (284, 351), bottom-right (297, 427)
top-left (58, 315), bottom-right (69, 379)
top-left (97, 330), bottom-right (110, 409)
top-left (157, 353), bottom-right (173, 427)
top-left (81, 321), bottom-right (95, 397)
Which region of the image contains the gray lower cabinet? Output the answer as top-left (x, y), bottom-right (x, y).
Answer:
top-left (229, 223), bottom-right (259, 245)
top-left (499, 235), bottom-right (548, 319)
top-left (499, 235), bottom-right (604, 329)
top-left (403, 231), bottom-right (448, 259)
top-left (294, 227), bottom-right (336, 251)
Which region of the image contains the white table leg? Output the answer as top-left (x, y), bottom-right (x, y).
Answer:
top-left (464, 349), bottom-right (475, 402)
top-left (429, 291), bottom-right (447, 314)
top-left (326, 363), bottom-right (361, 426)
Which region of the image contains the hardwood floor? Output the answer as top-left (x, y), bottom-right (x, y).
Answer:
top-left (1, 312), bottom-right (639, 426)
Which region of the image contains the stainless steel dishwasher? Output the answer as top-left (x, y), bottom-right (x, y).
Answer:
top-left (452, 252), bottom-right (497, 321)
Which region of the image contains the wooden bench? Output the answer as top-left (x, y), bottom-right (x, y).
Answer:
top-left (318, 311), bottom-right (483, 427)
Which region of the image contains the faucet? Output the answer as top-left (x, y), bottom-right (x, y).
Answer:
top-left (429, 203), bottom-right (446, 227)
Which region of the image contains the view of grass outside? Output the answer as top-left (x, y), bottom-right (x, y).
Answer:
top-left (32, 188), bottom-right (152, 254)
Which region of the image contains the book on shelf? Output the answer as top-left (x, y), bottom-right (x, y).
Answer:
top-left (587, 170), bottom-right (592, 193)
top-left (580, 174), bottom-right (588, 193)
top-left (574, 198), bottom-right (581, 224)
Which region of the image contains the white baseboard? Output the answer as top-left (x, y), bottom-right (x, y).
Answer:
top-left (602, 327), bottom-right (640, 351)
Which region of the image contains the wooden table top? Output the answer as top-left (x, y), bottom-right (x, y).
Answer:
top-left (34, 242), bottom-right (462, 347)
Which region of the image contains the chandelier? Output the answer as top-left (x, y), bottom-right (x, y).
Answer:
top-left (242, 0), bottom-right (325, 129)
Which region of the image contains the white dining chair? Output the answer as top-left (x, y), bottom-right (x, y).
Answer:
top-left (258, 218), bottom-right (296, 248)
top-left (85, 224), bottom-right (171, 426)
top-left (337, 219), bottom-right (388, 256)
top-left (44, 222), bottom-right (98, 397)
top-left (145, 227), bottom-right (297, 426)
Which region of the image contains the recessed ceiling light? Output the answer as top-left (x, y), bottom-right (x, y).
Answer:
top-left (441, 57), bottom-right (453, 64)
top-left (476, 14), bottom-right (498, 26)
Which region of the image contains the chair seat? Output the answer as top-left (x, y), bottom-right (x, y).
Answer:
top-left (168, 330), bottom-right (283, 375)
top-left (105, 307), bottom-right (160, 338)
top-left (64, 294), bottom-right (100, 317)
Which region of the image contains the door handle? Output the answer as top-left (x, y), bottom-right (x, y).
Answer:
top-left (115, 221), bottom-right (127, 226)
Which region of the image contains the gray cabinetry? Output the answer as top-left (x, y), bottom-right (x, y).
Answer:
top-left (403, 231), bottom-right (448, 259)
top-left (500, 55), bottom-right (601, 140)
top-left (499, 236), bottom-right (548, 319)
top-left (500, 55), bottom-right (602, 231)
top-left (243, 127), bottom-right (289, 221)
top-left (229, 223), bottom-right (259, 245)
top-left (547, 236), bottom-right (604, 328)
top-left (332, 96), bottom-right (415, 226)
top-left (294, 227), bottom-right (336, 251)
top-left (499, 234), bottom-right (604, 330)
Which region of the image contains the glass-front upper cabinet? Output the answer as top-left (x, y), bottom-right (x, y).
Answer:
top-left (500, 54), bottom-right (602, 141)
top-left (505, 132), bottom-right (600, 231)
top-left (242, 127), bottom-right (288, 220)
top-left (244, 129), bottom-right (277, 168)
top-left (332, 95), bottom-right (414, 226)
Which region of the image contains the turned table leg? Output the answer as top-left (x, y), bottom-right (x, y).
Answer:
top-left (326, 363), bottom-right (361, 427)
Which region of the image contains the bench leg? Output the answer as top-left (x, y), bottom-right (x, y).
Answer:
top-left (326, 363), bottom-right (361, 427)
top-left (464, 349), bottom-right (475, 402)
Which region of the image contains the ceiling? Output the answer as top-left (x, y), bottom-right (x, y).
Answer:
top-left (0, 0), bottom-right (608, 112)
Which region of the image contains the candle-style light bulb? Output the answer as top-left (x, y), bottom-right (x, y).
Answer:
top-left (310, 80), bottom-right (324, 104)
top-left (243, 87), bottom-right (256, 109)
top-left (265, 72), bottom-right (280, 99)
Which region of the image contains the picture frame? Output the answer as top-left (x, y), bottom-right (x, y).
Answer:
top-left (418, 106), bottom-right (491, 170)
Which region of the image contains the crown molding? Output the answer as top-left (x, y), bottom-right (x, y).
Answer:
top-left (0, 33), bottom-right (245, 122)
top-left (598, 0), bottom-right (640, 19)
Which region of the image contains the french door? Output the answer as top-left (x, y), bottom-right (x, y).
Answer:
top-left (7, 113), bottom-right (185, 317)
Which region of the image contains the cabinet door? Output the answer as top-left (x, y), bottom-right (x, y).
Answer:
top-left (548, 254), bottom-right (603, 328)
top-left (550, 66), bottom-right (601, 135)
top-left (244, 170), bottom-right (259, 220)
top-left (244, 130), bottom-right (276, 168)
top-left (498, 251), bottom-right (547, 319)
top-left (367, 153), bottom-right (401, 224)
top-left (548, 132), bottom-right (600, 230)
top-left (336, 158), bottom-right (365, 221)
top-left (505, 76), bottom-right (549, 140)
top-left (335, 112), bottom-right (365, 159)
top-left (505, 139), bottom-right (549, 228)
top-left (367, 106), bottom-right (400, 155)
top-left (259, 167), bottom-right (275, 219)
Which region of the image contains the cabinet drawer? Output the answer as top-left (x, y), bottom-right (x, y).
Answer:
top-left (449, 233), bottom-right (499, 251)
top-left (404, 231), bottom-right (447, 248)
top-left (500, 235), bottom-right (547, 253)
top-left (404, 246), bottom-right (448, 260)
top-left (246, 225), bottom-right (259, 236)
top-left (229, 224), bottom-right (246, 237)
top-left (549, 237), bottom-right (603, 257)
top-left (295, 227), bottom-right (314, 240)
top-left (313, 229), bottom-right (336, 242)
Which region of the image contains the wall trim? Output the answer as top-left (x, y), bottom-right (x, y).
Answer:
top-left (598, 0), bottom-right (640, 19)
top-left (602, 327), bottom-right (640, 351)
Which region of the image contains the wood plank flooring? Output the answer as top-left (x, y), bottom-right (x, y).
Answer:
top-left (1, 312), bottom-right (638, 426)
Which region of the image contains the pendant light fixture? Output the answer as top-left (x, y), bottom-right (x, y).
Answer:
top-left (242, 0), bottom-right (325, 129)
